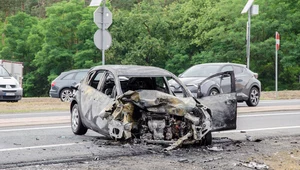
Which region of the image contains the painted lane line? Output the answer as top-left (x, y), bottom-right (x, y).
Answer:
top-left (0, 126), bottom-right (70, 132)
top-left (238, 112), bottom-right (300, 118)
top-left (0, 142), bottom-right (88, 152)
top-left (215, 125), bottom-right (300, 134)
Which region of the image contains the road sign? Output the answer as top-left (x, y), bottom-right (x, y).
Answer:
top-left (94, 7), bottom-right (112, 29)
top-left (276, 32), bottom-right (280, 51)
top-left (89, 0), bottom-right (102, 6)
top-left (241, 0), bottom-right (254, 14)
top-left (94, 29), bottom-right (112, 50)
top-left (251, 5), bottom-right (259, 15)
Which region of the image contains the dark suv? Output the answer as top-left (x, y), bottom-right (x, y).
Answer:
top-left (49, 69), bottom-right (88, 102)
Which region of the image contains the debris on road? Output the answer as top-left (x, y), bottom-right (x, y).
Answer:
top-left (235, 160), bottom-right (269, 169)
top-left (203, 157), bottom-right (223, 163)
top-left (178, 158), bottom-right (189, 163)
top-left (245, 134), bottom-right (263, 142)
top-left (206, 146), bottom-right (223, 152)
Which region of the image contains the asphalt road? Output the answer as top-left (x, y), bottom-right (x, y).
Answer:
top-left (0, 100), bottom-right (299, 168)
top-left (238, 99), bottom-right (300, 107)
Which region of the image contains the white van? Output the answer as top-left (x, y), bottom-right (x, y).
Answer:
top-left (0, 65), bottom-right (23, 102)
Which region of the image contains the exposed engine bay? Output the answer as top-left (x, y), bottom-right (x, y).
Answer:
top-left (100, 90), bottom-right (212, 150)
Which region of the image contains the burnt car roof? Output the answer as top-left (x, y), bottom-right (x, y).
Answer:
top-left (91, 65), bottom-right (174, 77)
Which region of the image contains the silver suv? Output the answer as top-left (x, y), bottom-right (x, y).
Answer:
top-left (0, 65), bottom-right (23, 102)
top-left (170, 63), bottom-right (261, 107)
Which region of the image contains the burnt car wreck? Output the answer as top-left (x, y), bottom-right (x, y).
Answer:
top-left (70, 65), bottom-right (237, 150)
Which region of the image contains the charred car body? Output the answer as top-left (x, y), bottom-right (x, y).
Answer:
top-left (70, 65), bottom-right (237, 149)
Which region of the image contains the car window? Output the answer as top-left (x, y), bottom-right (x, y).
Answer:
top-left (0, 66), bottom-right (10, 77)
top-left (181, 65), bottom-right (220, 77)
top-left (233, 66), bottom-right (244, 75)
top-left (88, 70), bottom-right (104, 89)
top-left (100, 72), bottom-right (116, 98)
top-left (155, 77), bottom-right (169, 93)
top-left (62, 73), bottom-right (75, 80)
top-left (118, 76), bottom-right (170, 94)
top-left (221, 66), bottom-right (233, 72)
top-left (75, 71), bottom-right (87, 80)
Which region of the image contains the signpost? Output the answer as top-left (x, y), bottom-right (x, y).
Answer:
top-left (241, 0), bottom-right (259, 69)
top-left (90, 0), bottom-right (113, 65)
top-left (94, 29), bottom-right (112, 50)
top-left (275, 32), bottom-right (280, 98)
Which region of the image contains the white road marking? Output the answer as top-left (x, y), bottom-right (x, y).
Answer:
top-left (238, 112), bottom-right (300, 118)
top-left (0, 126), bottom-right (69, 132)
top-left (0, 142), bottom-right (87, 152)
top-left (215, 126), bottom-right (300, 134)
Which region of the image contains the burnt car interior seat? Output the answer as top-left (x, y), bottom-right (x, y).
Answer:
top-left (103, 78), bottom-right (115, 96)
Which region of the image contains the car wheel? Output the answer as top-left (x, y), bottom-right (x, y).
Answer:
top-left (60, 88), bottom-right (73, 102)
top-left (201, 131), bottom-right (212, 146)
top-left (71, 103), bottom-right (87, 135)
top-left (209, 88), bottom-right (219, 96)
top-left (246, 86), bottom-right (260, 107)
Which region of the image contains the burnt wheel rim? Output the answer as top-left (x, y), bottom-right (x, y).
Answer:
top-left (210, 89), bottom-right (218, 96)
top-left (71, 106), bottom-right (79, 131)
top-left (250, 88), bottom-right (259, 105)
top-left (61, 89), bottom-right (72, 102)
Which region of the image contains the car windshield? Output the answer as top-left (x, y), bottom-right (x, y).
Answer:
top-left (0, 66), bottom-right (10, 77)
top-left (118, 75), bottom-right (191, 98)
top-left (180, 65), bottom-right (220, 77)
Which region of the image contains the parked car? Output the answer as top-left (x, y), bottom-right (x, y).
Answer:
top-left (70, 65), bottom-right (237, 149)
top-left (0, 65), bottom-right (23, 102)
top-left (170, 63), bottom-right (261, 107)
top-left (49, 69), bottom-right (88, 102)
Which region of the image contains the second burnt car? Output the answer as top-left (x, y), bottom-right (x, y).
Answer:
top-left (70, 65), bottom-right (237, 150)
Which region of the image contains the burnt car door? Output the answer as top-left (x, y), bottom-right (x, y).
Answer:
top-left (78, 70), bottom-right (105, 131)
top-left (197, 71), bottom-right (237, 131)
top-left (90, 71), bottom-right (116, 133)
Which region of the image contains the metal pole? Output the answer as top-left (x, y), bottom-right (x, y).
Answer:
top-left (275, 40), bottom-right (278, 99)
top-left (246, 8), bottom-right (251, 69)
top-left (102, 0), bottom-right (106, 65)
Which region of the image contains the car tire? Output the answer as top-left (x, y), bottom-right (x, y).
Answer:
top-left (246, 86), bottom-right (260, 107)
top-left (60, 88), bottom-right (73, 102)
top-left (201, 131), bottom-right (212, 146)
top-left (209, 88), bottom-right (219, 96)
top-left (71, 103), bottom-right (87, 135)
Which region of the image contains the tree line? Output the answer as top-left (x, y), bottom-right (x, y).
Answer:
top-left (0, 0), bottom-right (299, 97)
